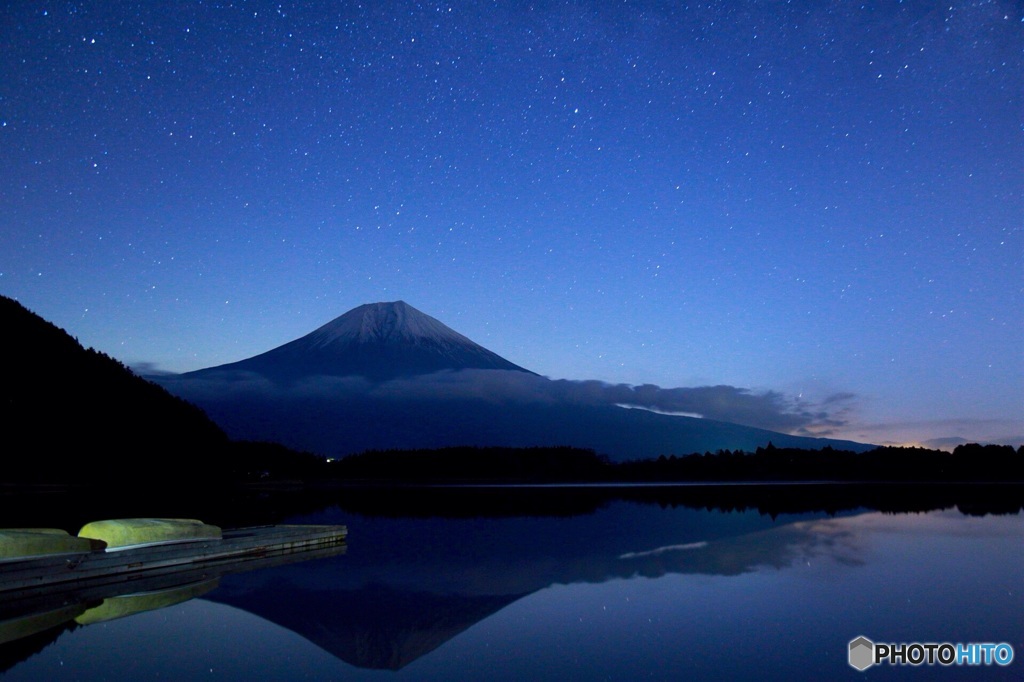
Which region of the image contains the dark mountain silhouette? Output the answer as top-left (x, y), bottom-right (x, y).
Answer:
top-left (157, 301), bottom-right (872, 460)
top-left (0, 295), bottom-right (230, 485)
top-left (184, 301), bottom-right (533, 383)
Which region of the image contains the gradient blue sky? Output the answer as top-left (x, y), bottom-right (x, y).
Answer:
top-left (2, 1), bottom-right (1021, 447)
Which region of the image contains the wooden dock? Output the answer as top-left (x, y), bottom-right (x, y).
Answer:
top-left (0, 524), bottom-right (347, 594)
top-left (0, 524), bottom-right (347, 646)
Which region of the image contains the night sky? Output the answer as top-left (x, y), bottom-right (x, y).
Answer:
top-left (2, 1), bottom-right (1021, 448)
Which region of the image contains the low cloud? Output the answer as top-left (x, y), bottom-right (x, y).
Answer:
top-left (130, 361), bottom-right (177, 377)
top-left (541, 379), bottom-right (856, 434)
top-left (157, 368), bottom-right (856, 436)
top-left (368, 372), bottom-right (856, 434)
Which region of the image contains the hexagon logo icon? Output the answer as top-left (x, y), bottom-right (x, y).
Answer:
top-left (849, 636), bottom-right (875, 671)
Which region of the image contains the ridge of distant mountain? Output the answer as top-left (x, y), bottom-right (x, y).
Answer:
top-left (0, 295), bottom-right (229, 484)
top-left (184, 301), bottom-right (533, 382)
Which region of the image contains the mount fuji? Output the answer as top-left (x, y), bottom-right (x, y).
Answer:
top-left (156, 301), bottom-right (871, 460)
top-left (184, 301), bottom-right (532, 382)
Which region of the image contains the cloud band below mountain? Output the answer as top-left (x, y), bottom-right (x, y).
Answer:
top-left (158, 368), bottom-right (855, 437)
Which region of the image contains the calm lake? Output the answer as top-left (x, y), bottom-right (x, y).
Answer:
top-left (2, 486), bottom-right (1022, 680)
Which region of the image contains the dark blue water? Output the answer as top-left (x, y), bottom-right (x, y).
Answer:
top-left (2, 501), bottom-right (1022, 680)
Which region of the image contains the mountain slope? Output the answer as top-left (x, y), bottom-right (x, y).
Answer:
top-left (0, 295), bottom-right (230, 484)
top-left (184, 301), bottom-right (533, 382)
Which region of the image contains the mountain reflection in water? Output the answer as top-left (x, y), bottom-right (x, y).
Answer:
top-left (202, 506), bottom-right (877, 671)
top-left (2, 493), bottom-right (1022, 681)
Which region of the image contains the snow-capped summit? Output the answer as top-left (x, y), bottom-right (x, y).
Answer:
top-left (305, 301), bottom-right (479, 347)
top-left (185, 301), bottom-right (534, 382)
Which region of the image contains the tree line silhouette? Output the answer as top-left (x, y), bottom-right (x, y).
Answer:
top-left (322, 442), bottom-right (1024, 484)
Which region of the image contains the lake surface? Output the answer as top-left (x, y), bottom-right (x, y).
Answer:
top-left (2, 489), bottom-right (1022, 680)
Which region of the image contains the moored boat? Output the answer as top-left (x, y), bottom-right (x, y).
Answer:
top-left (77, 517), bottom-right (222, 549)
top-left (0, 528), bottom-right (105, 560)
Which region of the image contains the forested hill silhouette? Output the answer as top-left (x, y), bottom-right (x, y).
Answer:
top-left (0, 295), bottom-right (235, 485)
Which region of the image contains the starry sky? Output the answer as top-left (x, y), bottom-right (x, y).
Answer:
top-left (2, 1), bottom-right (1021, 448)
